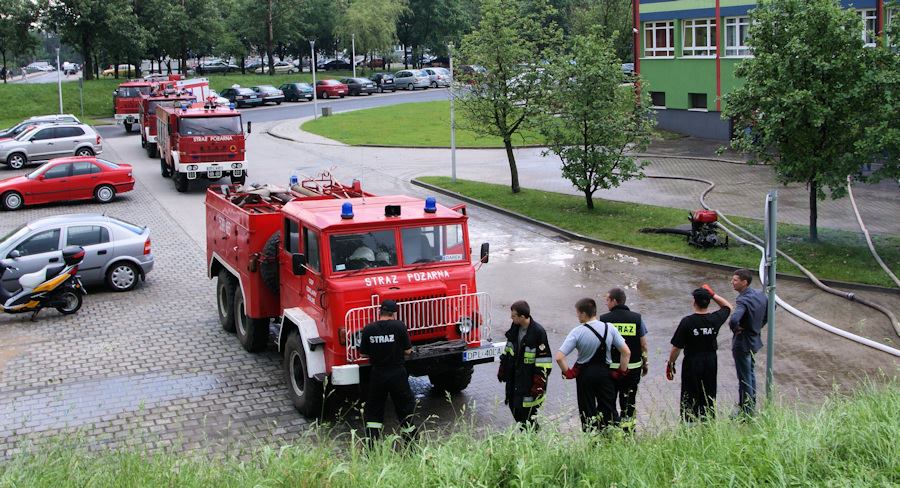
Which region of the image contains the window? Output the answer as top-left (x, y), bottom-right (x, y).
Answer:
top-left (66, 226), bottom-right (109, 247)
top-left (401, 225), bottom-right (466, 265)
top-left (72, 162), bottom-right (100, 176)
top-left (330, 230), bottom-right (397, 272)
top-left (178, 116), bottom-right (241, 136)
top-left (644, 21), bottom-right (675, 57)
top-left (858, 9), bottom-right (877, 46)
top-left (725, 17), bottom-right (751, 56)
top-left (55, 127), bottom-right (85, 138)
top-left (95, 158), bottom-right (120, 169)
top-left (43, 163), bottom-right (71, 179)
top-left (689, 93), bottom-right (708, 111)
top-left (30, 128), bottom-right (56, 141)
top-left (285, 219), bottom-right (300, 253)
top-left (304, 228), bottom-right (321, 273)
top-left (14, 229), bottom-right (60, 256)
top-left (683, 19), bottom-right (717, 56)
top-left (650, 92), bottom-right (666, 108)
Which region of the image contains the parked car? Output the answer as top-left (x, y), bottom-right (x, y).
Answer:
top-left (62, 62), bottom-right (80, 75)
top-left (0, 157), bottom-right (134, 211)
top-left (196, 61), bottom-right (239, 75)
top-left (340, 77), bottom-right (377, 96)
top-left (315, 79), bottom-right (348, 98)
top-left (0, 114), bottom-right (82, 140)
top-left (422, 67), bottom-right (451, 88)
top-left (208, 89), bottom-right (231, 106)
top-left (369, 73), bottom-right (397, 93)
top-left (393, 69), bottom-right (430, 90)
top-left (279, 83), bottom-right (314, 102)
top-left (322, 59), bottom-right (352, 71)
top-left (244, 60), bottom-right (264, 71)
top-left (425, 56), bottom-right (450, 67)
top-left (250, 85), bottom-right (285, 105)
top-left (219, 87), bottom-right (264, 107)
top-left (102, 64), bottom-right (137, 77)
top-left (25, 62), bottom-right (54, 73)
top-left (1, 123), bottom-right (102, 170)
top-left (0, 213), bottom-right (153, 292)
top-left (356, 58), bottom-right (385, 68)
top-left (254, 61), bottom-right (299, 74)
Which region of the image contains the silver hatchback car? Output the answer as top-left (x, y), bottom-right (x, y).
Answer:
top-left (0, 123), bottom-right (103, 170)
top-left (393, 69), bottom-right (431, 90)
top-left (0, 214), bottom-right (154, 292)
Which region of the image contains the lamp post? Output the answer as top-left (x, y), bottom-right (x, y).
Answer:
top-left (449, 42), bottom-right (456, 183)
top-left (56, 47), bottom-right (63, 114)
top-left (351, 33), bottom-right (356, 78)
top-left (310, 40), bottom-right (318, 120)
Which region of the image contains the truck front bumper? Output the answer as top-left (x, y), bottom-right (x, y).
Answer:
top-left (179, 161), bottom-right (245, 179)
top-left (115, 114), bottom-right (138, 124)
top-left (330, 340), bottom-right (505, 385)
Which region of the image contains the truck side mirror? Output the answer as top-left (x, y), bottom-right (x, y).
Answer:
top-left (9, 250), bottom-right (21, 259)
top-left (479, 242), bottom-right (489, 264)
top-left (291, 253), bottom-right (307, 275)
top-left (246, 121), bottom-right (252, 134)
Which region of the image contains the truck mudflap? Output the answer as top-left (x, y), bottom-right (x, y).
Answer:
top-left (331, 339), bottom-right (505, 386)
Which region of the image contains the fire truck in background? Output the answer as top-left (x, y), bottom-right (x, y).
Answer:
top-left (139, 90), bottom-right (197, 158)
top-left (205, 174), bottom-right (501, 417)
top-left (113, 80), bottom-right (153, 133)
top-left (156, 99), bottom-right (249, 192)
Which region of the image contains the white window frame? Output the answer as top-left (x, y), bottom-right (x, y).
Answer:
top-left (724, 16), bottom-right (751, 57)
top-left (858, 9), bottom-right (877, 47)
top-left (643, 21), bottom-right (675, 58)
top-left (683, 18), bottom-right (718, 57)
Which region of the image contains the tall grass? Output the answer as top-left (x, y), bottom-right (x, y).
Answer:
top-left (1, 385), bottom-right (897, 487)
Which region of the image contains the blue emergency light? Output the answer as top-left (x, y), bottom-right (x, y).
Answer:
top-left (290, 175), bottom-right (298, 186)
top-left (341, 202), bottom-right (354, 219)
top-left (424, 196), bottom-right (437, 213)
top-left (229, 103), bottom-right (236, 110)
top-left (180, 102), bottom-right (188, 110)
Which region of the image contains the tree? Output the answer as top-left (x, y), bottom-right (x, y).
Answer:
top-left (45, 0), bottom-right (119, 80)
top-left (336, 0), bottom-right (407, 68)
top-left (724, 0), bottom-right (882, 242)
top-left (0, 0), bottom-right (37, 82)
top-left (537, 29), bottom-right (653, 209)
top-left (455, 0), bottom-right (561, 193)
top-left (568, 0), bottom-right (634, 61)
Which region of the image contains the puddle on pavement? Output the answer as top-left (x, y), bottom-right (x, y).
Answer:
top-left (0, 372), bottom-right (218, 433)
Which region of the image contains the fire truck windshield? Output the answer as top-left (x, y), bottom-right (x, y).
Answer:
top-left (178, 116), bottom-right (241, 136)
top-left (330, 230), bottom-right (397, 272)
top-left (116, 86), bottom-right (150, 97)
top-left (401, 224), bottom-right (466, 265)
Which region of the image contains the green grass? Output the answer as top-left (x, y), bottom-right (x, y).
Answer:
top-left (302, 100), bottom-right (545, 147)
top-left (418, 177), bottom-right (900, 287)
top-left (0, 385), bottom-right (897, 487)
top-left (0, 71), bottom-right (356, 128)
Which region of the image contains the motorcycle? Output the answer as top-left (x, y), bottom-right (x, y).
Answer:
top-left (0, 246), bottom-right (87, 320)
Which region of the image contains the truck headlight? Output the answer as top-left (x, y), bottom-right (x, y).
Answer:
top-left (458, 317), bottom-right (473, 335)
top-left (188, 164), bottom-right (198, 171)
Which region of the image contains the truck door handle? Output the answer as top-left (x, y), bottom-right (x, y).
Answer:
top-left (49, 257), bottom-right (59, 262)
top-left (98, 250), bottom-right (107, 255)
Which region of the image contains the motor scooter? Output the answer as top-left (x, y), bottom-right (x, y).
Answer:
top-left (0, 246), bottom-right (87, 320)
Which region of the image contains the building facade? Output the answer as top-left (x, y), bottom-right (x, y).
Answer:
top-left (635, 0), bottom-right (893, 140)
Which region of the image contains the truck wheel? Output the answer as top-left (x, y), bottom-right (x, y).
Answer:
top-left (260, 231), bottom-right (281, 295)
top-left (429, 365), bottom-right (474, 394)
top-left (217, 270), bottom-right (237, 332)
top-left (147, 144), bottom-right (157, 158)
top-left (160, 158), bottom-right (170, 177)
top-left (124, 122), bottom-right (133, 133)
top-left (141, 137), bottom-right (146, 148)
top-left (173, 172), bottom-right (188, 192)
top-left (284, 331), bottom-right (323, 417)
top-left (234, 286), bottom-right (269, 352)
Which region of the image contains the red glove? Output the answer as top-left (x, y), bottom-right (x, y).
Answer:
top-left (702, 283), bottom-right (715, 296)
top-left (530, 374), bottom-right (546, 397)
top-left (610, 369), bottom-right (627, 381)
top-left (497, 365), bottom-right (506, 383)
top-left (665, 361), bottom-right (676, 381)
top-left (563, 369), bottom-right (577, 380)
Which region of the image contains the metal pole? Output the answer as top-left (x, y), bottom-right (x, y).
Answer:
top-left (56, 48), bottom-right (63, 114)
top-left (351, 33), bottom-right (356, 78)
top-left (764, 190), bottom-right (777, 403)
top-left (79, 76), bottom-right (84, 118)
top-left (310, 40), bottom-right (318, 120)
top-left (449, 42), bottom-right (456, 183)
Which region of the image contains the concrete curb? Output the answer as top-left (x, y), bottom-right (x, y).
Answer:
top-left (411, 178), bottom-right (899, 295)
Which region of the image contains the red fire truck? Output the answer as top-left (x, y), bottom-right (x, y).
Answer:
top-left (205, 174), bottom-right (501, 417)
top-left (139, 91), bottom-right (197, 158)
top-left (156, 100), bottom-right (248, 192)
top-left (113, 80), bottom-right (153, 132)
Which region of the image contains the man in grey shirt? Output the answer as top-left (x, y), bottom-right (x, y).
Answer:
top-left (729, 268), bottom-right (768, 416)
top-left (555, 298), bottom-right (630, 431)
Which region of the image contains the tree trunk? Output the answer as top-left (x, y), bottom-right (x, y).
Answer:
top-left (584, 190), bottom-right (594, 210)
top-left (503, 138), bottom-right (521, 193)
top-left (240, 55), bottom-right (246, 75)
top-left (2, 52), bottom-right (7, 83)
top-left (808, 179), bottom-right (818, 242)
top-left (266, 0), bottom-right (274, 76)
top-left (81, 37), bottom-right (94, 81)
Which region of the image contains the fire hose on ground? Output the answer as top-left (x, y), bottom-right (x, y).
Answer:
top-left (641, 173), bottom-right (900, 358)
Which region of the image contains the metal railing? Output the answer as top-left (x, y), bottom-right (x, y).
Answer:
top-left (345, 292), bottom-right (492, 362)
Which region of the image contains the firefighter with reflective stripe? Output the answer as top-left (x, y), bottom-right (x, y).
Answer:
top-left (498, 300), bottom-right (552, 429)
top-left (598, 287), bottom-right (649, 433)
top-left (359, 300), bottom-right (416, 441)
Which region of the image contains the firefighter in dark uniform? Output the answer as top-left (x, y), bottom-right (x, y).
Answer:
top-left (359, 300), bottom-right (417, 440)
top-left (498, 300), bottom-right (552, 429)
top-left (598, 287), bottom-right (649, 433)
top-left (667, 286), bottom-right (733, 421)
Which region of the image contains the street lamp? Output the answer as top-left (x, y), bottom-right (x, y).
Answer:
top-left (310, 40), bottom-right (318, 120)
top-left (448, 42), bottom-right (456, 183)
top-left (351, 33), bottom-right (356, 78)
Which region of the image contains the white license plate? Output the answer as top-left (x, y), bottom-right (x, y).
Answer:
top-left (463, 345), bottom-right (502, 362)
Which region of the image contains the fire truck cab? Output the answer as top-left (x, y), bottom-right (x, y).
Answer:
top-left (206, 175), bottom-right (501, 417)
top-left (139, 92), bottom-right (197, 158)
top-left (156, 101), bottom-right (248, 192)
top-left (113, 80), bottom-right (153, 132)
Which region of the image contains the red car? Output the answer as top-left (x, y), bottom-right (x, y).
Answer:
top-left (0, 156), bottom-right (134, 211)
top-left (315, 79), bottom-right (348, 99)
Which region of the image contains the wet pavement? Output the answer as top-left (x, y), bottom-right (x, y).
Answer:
top-left (0, 115), bottom-right (897, 458)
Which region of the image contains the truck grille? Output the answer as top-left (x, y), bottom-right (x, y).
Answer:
top-left (344, 292), bottom-right (492, 362)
